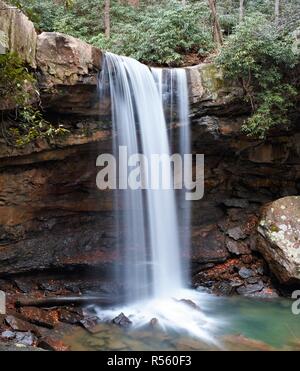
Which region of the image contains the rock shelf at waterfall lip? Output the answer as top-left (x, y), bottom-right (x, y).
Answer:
top-left (91, 289), bottom-right (224, 346)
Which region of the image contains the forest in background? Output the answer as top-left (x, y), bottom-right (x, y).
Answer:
top-left (8, 0), bottom-right (300, 66)
top-left (2, 0), bottom-right (300, 140)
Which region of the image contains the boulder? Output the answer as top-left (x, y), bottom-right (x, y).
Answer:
top-left (258, 196), bottom-right (300, 284)
top-left (0, 1), bottom-right (37, 67)
top-left (112, 313), bottom-right (132, 328)
top-left (36, 32), bottom-right (103, 116)
top-left (187, 63), bottom-right (245, 116)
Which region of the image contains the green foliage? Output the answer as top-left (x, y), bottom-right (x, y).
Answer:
top-left (8, 107), bottom-right (69, 147)
top-left (242, 85), bottom-right (297, 138)
top-left (217, 15), bottom-right (298, 138)
top-left (6, 0), bottom-right (65, 31)
top-left (108, 3), bottom-right (213, 66)
top-left (6, 0), bottom-right (41, 24)
top-left (53, 0), bottom-right (103, 41)
top-left (51, 0), bottom-right (214, 66)
top-left (0, 52), bottom-right (34, 106)
top-left (8, 0), bottom-right (299, 67)
top-left (4, 0), bottom-right (299, 138)
top-left (0, 53), bottom-right (69, 147)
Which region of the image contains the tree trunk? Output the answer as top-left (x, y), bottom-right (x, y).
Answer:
top-left (275, 0), bottom-right (280, 24)
top-left (239, 0), bottom-right (244, 22)
top-left (208, 0), bottom-right (223, 47)
top-left (104, 0), bottom-right (110, 38)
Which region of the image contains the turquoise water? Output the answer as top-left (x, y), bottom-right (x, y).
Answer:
top-left (64, 296), bottom-right (300, 351)
top-left (218, 296), bottom-right (300, 349)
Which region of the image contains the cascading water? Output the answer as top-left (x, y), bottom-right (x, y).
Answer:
top-left (152, 68), bottom-right (191, 283)
top-left (100, 52), bottom-right (183, 301)
top-left (97, 53), bottom-right (219, 343)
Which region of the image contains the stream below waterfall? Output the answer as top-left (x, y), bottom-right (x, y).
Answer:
top-left (63, 295), bottom-right (300, 351)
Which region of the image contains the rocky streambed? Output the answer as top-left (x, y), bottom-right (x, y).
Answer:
top-left (1, 281), bottom-right (300, 351)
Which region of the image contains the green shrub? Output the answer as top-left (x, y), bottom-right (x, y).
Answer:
top-left (53, 0), bottom-right (103, 40)
top-left (51, 0), bottom-right (213, 66)
top-left (105, 3), bottom-right (213, 66)
top-left (0, 52), bottom-right (35, 106)
top-left (0, 53), bottom-right (69, 147)
top-left (8, 107), bottom-right (69, 147)
top-left (217, 15), bottom-right (298, 138)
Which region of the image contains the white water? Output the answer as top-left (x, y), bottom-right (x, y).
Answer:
top-left (152, 68), bottom-right (191, 282)
top-left (98, 53), bottom-right (220, 344)
top-left (100, 53), bottom-right (183, 300)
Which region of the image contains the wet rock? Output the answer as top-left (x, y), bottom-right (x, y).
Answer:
top-left (195, 286), bottom-right (213, 294)
top-left (15, 331), bottom-right (37, 347)
top-left (236, 281), bottom-right (264, 296)
top-left (229, 279), bottom-right (244, 288)
top-left (238, 268), bottom-right (254, 279)
top-left (80, 316), bottom-right (100, 333)
top-left (112, 313), bottom-right (132, 328)
top-left (150, 318), bottom-right (159, 326)
top-left (178, 299), bottom-right (201, 311)
top-left (212, 282), bottom-right (235, 296)
top-left (246, 276), bottom-right (260, 284)
top-left (20, 308), bottom-right (59, 329)
top-left (1, 330), bottom-right (15, 340)
top-left (258, 196), bottom-right (300, 284)
top-left (226, 239), bottom-right (251, 256)
top-left (38, 337), bottom-right (70, 351)
top-left (227, 227), bottom-right (247, 241)
top-left (59, 308), bottom-right (83, 325)
top-left (194, 258), bottom-right (246, 294)
top-left (5, 315), bottom-right (35, 333)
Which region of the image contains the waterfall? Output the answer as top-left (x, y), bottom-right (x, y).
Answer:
top-left (152, 67), bottom-right (191, 284)
top-left (97, 53), bottom-right (218, 343)
top-left (99, 53), bottom-right (184, 302)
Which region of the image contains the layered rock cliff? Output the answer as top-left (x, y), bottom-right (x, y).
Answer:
top-left (0, 1), bottom-right (299, 298)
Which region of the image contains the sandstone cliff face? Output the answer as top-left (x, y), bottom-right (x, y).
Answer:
top-left (0, 130), bottom-right (115, 275)
top-left (0, 100), bottom-right (299, 298)
top-left (0, 0), bottom-right (37, 67)
top-left (0, 7), bottom-right (299, 297)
